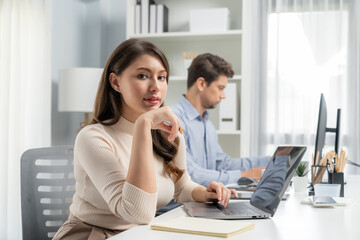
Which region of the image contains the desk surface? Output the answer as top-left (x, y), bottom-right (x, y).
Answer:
top-left (109, 175), bottom-right (360, 240)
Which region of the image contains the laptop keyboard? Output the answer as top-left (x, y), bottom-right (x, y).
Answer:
top-left (217, 202), bottom-right (261, 216)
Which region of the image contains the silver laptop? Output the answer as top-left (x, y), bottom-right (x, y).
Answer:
top-left (183, 146), bottom-right (307, 219)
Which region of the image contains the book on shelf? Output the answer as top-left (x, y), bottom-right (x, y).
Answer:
top-left (151, 216), bottom-right (255, 238)
top-left (156, 4), bottom-right (168, 33)
top-left (141, 0), bottom-right (155, 34)
top-left (134, 4), bottom-right (141, 34)
top-left (149, 4), bottom-right (157, 33)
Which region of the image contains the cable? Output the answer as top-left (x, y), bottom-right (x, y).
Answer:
top-left (347, 160), bottom-right (360, 168)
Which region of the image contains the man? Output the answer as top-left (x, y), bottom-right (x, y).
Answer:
top-left (172, 53), bottom-right (269, 187)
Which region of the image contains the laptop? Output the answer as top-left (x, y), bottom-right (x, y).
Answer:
top-left (231, 191), bottom-right (291, 200)
top-left (183, 146), bottom-right (307, 219)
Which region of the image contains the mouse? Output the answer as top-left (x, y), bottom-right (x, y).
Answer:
top-left (237, 177), bottom-right (258, 186)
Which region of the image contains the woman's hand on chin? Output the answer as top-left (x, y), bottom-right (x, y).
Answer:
top-left (137, 106), bottom-right (182, 142)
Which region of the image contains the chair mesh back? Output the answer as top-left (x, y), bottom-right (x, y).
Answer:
top-left (21, 146), bottom-right (75, 240)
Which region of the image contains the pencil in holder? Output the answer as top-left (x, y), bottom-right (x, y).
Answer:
top-left (311, 165), bottom-right (327, 185)
top-left (328, 172), bottom-right (344, 197)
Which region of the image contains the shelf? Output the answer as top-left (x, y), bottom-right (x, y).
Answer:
top-left (217, 130), bottom-right (241, 135)
top-left (128, 30), bottom-right (242, 42)
top-left (169, 75), bottom-right (242, 82)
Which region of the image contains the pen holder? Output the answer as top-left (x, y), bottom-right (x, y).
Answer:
top-left (328, 172), bottom-right (344, 197)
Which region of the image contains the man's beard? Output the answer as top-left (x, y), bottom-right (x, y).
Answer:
top-left (202, 98), bottom-right (218, 109)
top-left (206, 104), bottom-right (216, 109)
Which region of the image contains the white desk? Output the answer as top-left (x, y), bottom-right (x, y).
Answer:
top-left (109, 175), bottom-right (360, 240)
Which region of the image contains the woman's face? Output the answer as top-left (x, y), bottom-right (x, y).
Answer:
top-left (110, 54), bottom-right (168, 122)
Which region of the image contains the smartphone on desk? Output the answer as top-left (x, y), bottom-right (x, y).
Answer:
top-left (310, 196), bottom-right (337, 207)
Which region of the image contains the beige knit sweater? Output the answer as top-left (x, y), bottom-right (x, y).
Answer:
top-left (69, 117), bottom-right (199, 231)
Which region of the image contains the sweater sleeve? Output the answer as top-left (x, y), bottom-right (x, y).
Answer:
top-left (120, 182), bottom-right (157, 224)
top-left (172, 134), bottom-right (200, 204)
top-left (75, 126), bottom-right (157, 224)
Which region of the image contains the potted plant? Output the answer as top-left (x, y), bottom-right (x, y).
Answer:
top-left (296, 162), bottom-right (309, 177)
top-left (293, 162), bottom-right (309, 192)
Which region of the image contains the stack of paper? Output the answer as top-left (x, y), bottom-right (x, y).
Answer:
top-left (151, 216), bottom-right (255, 238)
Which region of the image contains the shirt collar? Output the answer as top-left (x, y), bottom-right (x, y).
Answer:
top-left (179, 95), bottom-right (208, 121)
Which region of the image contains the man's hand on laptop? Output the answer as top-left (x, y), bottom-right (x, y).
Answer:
top-left (241, 167), bottom-right (265, 181)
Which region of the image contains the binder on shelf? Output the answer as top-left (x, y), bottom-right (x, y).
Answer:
top-left (141, 0), bottom-right (155, 34)
top-left (134, 4), bottom-right (141, 34)
top-left (219, 82), bottom-right (237, 131)
top-left (156, 4), bottom-right (168, 33)
top-left (149, 4), bottom-right (157, 33)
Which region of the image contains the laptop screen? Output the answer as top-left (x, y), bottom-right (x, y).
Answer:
top-left (250, 146), bottom-right (307, 216)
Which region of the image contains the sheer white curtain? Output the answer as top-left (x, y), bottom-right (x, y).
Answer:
top-left (346, 0), bottom-right (360, 174)
top-left (243, 0), bottom-right (360, 174)
top-left (0, 0), bottom-right (51, 239)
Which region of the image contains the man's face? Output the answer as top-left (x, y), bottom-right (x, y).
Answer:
top-left (200, 74), bottom-right (228, 109)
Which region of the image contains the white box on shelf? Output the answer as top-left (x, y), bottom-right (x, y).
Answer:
top-left (189, 8), bottom-right (230, 33)
top-left (219, 83), bottom-right (237, 131)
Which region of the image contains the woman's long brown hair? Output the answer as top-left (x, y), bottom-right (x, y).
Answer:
top-left (82, 38), bottom-right (184, 182)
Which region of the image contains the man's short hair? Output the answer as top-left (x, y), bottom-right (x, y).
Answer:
top-left (187, 53), bottom-right (234, 89)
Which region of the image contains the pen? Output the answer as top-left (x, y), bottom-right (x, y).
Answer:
top-left (163, 120), bottom-right (184, 134)
top-left (326, 159), bottom-right (333, 174)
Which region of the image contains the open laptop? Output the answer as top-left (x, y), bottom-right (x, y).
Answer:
top-left (183, 146), bottom-right (307, 219)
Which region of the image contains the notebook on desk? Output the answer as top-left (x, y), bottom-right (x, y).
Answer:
top-left (184, 146), bottom-right (307, 219)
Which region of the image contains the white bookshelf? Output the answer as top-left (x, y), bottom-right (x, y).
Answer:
top-left (169, 75), bottom-right (241, 82)
top-left (127, 30), bottom-right (242, 42)
top-left (126, 0), bottom-right (243, 158)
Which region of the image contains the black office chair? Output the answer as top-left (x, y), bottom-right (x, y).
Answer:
top-left (21, 146), bottom-right (75, 240)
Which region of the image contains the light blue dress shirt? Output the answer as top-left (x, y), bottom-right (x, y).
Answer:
top-left (172, 95), bottom-right (270, 186)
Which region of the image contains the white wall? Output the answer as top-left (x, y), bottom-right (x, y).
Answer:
top-left (99, 0), bottom-right (127, 64)
top-left (51, 0), bottom-right (126, 146)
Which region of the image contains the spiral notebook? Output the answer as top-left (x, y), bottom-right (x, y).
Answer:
top-left (151, 216), bottom-right (254, 238)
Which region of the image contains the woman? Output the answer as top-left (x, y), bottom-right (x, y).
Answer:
top-left (53, 38), bottom-right (237, 239)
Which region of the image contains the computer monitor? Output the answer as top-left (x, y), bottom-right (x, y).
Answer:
top-left (314, 94), bottom-right (327, 164)
top-left (314, 93), bottom-right (341, 165)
